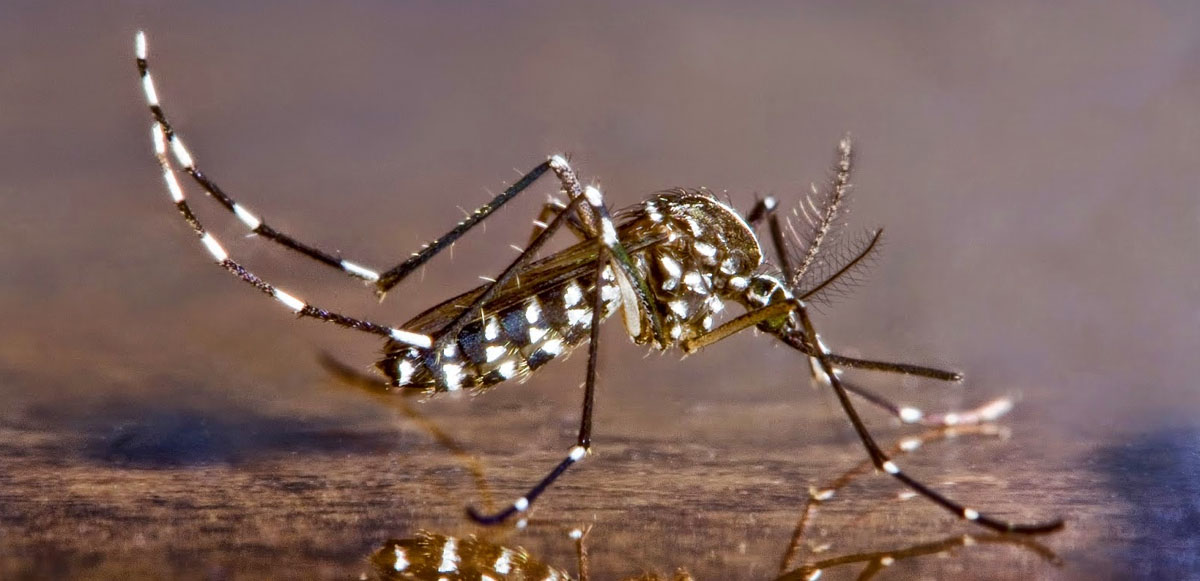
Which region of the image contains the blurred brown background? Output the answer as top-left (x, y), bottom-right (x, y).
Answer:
top-left (2, 2), bottom-right (1198, 579)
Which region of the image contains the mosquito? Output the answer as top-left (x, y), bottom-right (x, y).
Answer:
top-left (135, 32), bottom-right (1062, 534)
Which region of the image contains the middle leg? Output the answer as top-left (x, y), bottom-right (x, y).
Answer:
top-left (465, 235), bottom-right (609, 525)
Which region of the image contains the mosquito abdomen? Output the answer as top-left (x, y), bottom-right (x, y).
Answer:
top-left (382, 275), bottom-right (618, 392)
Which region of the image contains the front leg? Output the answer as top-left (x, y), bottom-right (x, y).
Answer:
top-left (546, 157), bottom-right (667, 345)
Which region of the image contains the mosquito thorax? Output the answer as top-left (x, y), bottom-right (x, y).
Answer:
top-left (618, 189), bottom-right (764, 346)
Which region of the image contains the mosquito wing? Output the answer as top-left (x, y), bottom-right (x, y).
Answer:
top-left (398, 230), bottom-right (665, 337)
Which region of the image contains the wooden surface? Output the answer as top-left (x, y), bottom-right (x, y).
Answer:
top-left (3, 4), bottom-right (1199, 579)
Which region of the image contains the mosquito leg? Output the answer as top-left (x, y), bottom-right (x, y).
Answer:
top-left (780, 332), bottom-right (962, 382)
top-left (797, 305), bottom-right (1063, 533)
top-left (465, 240), bottom-right (609, 525)
top-left (138, 104), bottom-right (435, 350)
top-left (426, 192), bottom-right (588, 363)
top-left (135, 33), bottom-right (558, 295)
top-left (747, 151), bottom-right (960, 383)
top-left (373, 162), bottom-right (552, 296)
top-left (745, 194), bottom-right (779, 229)
top-left (685, 301), bottom-right (980, 426)
top-left (547, 157), bottom-right (666, 344)
top-left (528, 197), bottom-right (590, 246)
top-left (570, 526), bottom-right (592, 581)
top-left (137, 32), bottom-right (413, 285)
top-left (684, 302), bottom-right (960, 384)
top-left (835, 378), bottom-right (1015, 428)
top-left (756, 141), bottom-right (1062, 533)
top-left (779, 424), bottom-right (1010, 573)
top-left (383, 153), bottom-right (643, 311)
top-left (318, 354), bottom-right (496, 512)
top-left (783, 532), bottom-right (1060, 581)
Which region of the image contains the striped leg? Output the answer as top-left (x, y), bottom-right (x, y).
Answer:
top-left (137, 34), bottom-right (433, 351)
top-left (135, 32), bottom-right (553, 296)
top-left (784, 531), bottom-right (1060, 580)
top-left (464, 162), bottom-right (667, 524)
top-left (318, 354), bottom-right (497, 513)
top-left (372, 162), bottom-right (551, 296)
top-left (465, 240), bottom-right (607, 525)
top-left (684, 300), bottom-right (964, 384)
top-left (527, 196), bottom-right (591, 246)
top-left (547, 156), bottom-right (665, 345)
top-left (141, 114), bottom-right (433, 350)
top-left (778, 424), bottom-right (1011, 573)
top-left (795, 307), bottom-right (1062, 532)
top-left (755, 155), bottom-right (1063, 533)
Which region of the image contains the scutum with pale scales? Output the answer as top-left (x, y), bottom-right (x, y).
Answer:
top-left (380, 189), bottom-right (764, 392)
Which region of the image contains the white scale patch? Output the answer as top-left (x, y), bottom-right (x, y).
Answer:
top-left (273, 289), bottom-right (305, 312)
top-left (135, 31), bottom-right (147, 60)
top-left (646, 201), bottom-right (664, 222)
top-left (391, 328), bottom-right (433, 348)
top-left (485, 345), bottom-right (507, 362)
top-left (392, 546), bottom-right (409, 572)
top-left (600, 283), bottom-right (620, 304)
top-left (396, 360), bottom-right (415, 385)
top-left (563, 281), bottom-right (583, 306)
top-left (484, 317), bottom-right (500, 341)
top-left (601, 219), bottom-right (619, 246)
top-left (659, 255), bottom-right (682, 287)
top-left (497, 359), bottom-right (517, 379)
top-left (163, 169), bottom-right (184, 203)
top-left (200, 233), bottom-right (228, 262)
top-left (694, 241), bottom-right (717, 259)
top-left (437, 537), bottom-right (458, 573)
top-left (528, 326), bottom-right (548, 343)
top-left (669, 300), bottom-right (689, 318)
top-left (150, 123), bottom-right (166, 155)
top-left (525, 299), bottom-right (542, 324)
top-left (583, 185), bottom-right (604, 208)
top-left (442, 364), bottom-right (464, 391)
top-left (232, 203), bottom-right (261, 230)
top-left (493, 550), bottom-right (513, 574)
top-left (340, 260), bottom-right (379, 281)
top-left (170, 138), bottom-right (194, 169)
top-left (682, 271), bottom-right (705, 293)
top-left (540, 339), bottom-right (564, 356)
top-left (567, 307), bottom-right (590, 326)
top-left (141, 73), bottom-right (159, 106)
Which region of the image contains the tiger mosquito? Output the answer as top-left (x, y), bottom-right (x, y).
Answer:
top-left (135, 32), bottom-right (1063, 534)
